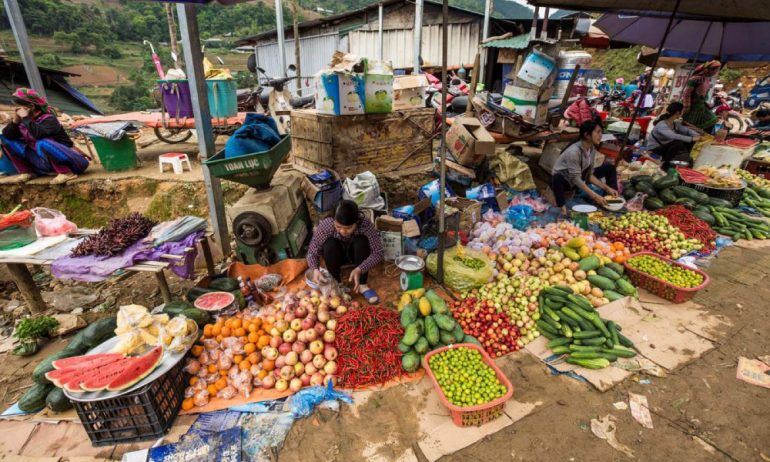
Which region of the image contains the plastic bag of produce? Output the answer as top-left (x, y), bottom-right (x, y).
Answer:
top-left (426, 245), bottom-right (494, 292)
top-left (31, 208), bottom-right (77, 237)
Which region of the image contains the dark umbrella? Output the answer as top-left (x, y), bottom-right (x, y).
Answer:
top-left (595, 13), bottom-right (770, 58)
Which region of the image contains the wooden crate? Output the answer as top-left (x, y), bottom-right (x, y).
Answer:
top-left (290, 108), bottom-right (435, 176)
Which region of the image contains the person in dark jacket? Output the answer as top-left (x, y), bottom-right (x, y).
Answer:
top-left (0, 88), bottom-right (89, 184)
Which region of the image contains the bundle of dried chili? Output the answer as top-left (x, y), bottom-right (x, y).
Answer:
top-left (655, 205), bottom-right (717, 252)
top-left (333, 305), bottom-right (404, 389)
top-left (72, 212), bottom-right (157, 257)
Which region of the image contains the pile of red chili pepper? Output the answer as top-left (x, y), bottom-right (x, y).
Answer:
top-left (655, 205), bottom-right (717, 252)
top-left (333, 305), bottom-right (404, 388)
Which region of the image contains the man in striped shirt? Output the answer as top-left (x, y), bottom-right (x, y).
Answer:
top-left (307, 200), bottom-right (384, 304)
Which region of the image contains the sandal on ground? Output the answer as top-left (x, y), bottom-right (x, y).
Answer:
top-left (360, 288), bottom-right (380, 304)
top-left (51, 173), bottom-right (77, 185)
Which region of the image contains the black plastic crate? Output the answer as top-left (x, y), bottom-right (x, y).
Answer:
top-left (72, 356), bottom-right (188, 447)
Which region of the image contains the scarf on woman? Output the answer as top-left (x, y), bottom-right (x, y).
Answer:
top-left (688, 60), bottom-right (721, 96)
top-left (12, 88), bottom-right (52, 114)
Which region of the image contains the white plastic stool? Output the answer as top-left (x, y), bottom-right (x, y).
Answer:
top-left (159, 152), bottom-right (192, 174)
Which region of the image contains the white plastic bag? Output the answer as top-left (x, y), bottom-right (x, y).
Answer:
top-left (31, 208), bottom-right (77, 236)
top-left (342, 171), bottom-right (386, 210)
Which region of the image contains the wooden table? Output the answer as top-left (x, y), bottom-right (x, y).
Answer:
top-left (1, 234), bottom-right (216, 314)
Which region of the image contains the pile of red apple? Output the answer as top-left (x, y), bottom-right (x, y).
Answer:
top-left (449, 297), bottom-right (521, 358)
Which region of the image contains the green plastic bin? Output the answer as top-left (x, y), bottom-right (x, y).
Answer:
top-left (206, 80), bottom-right (238, 118)
top-left (204, 135), bottom-right (291, 188)
top-left (89, 136), bottom-right (138, 172)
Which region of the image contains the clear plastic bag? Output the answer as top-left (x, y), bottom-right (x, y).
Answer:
top-left (505, 205), bottom-right (535, 230)
top-left (255, 273), bottom-right (283, 291)
top-left (31, 207), bottom-right (77, 237)
top-left (626, 192), bottom-right (647, 212)
top-left (288, 381), bottom-right (353, 418)
top-left (426, 245), bottom-right (494, 292)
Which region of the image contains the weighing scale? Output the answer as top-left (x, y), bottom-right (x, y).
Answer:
top-left (396, 255), bottom-right (425, 291)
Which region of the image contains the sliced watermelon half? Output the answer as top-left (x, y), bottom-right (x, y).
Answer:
top-left (80, 357), bottom-right (146, 392)
top-left (194, 291), bottom-right (235, 311)
top-left (51, 352), bottom-right (125, 370)
top-left (106, 345), bottom-right (164, 392)
top-left (50, 357), bottom-right (136, 392)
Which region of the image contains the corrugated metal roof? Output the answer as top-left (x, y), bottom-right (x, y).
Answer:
top-left (482, 34), bottom-right (532, 49)
top-left (254, 32), bottom-right (341, 94)
top-left (348, 22), bottom-right (480, 70)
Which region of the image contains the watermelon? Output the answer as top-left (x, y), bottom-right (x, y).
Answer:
top-left (51, 352), bottom-right (125, 370)
top-left (107, 346), bottom-right (164, 391)
top-left (194, 291), bottom-right (235, 312)
top-left (47, 357), bottom-right (135, 390)
top-left (80, 358), bottom-right (147, 392)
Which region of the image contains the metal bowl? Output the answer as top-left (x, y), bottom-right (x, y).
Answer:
top-left (304, 268), bottom-right (331, 289)
top-left (395, 254), bottom-right (425, 272)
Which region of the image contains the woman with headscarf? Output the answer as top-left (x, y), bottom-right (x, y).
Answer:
top-left (0, 88), bottom-right (89, 184)
top-left (682, 60), bottom-right (721, 132)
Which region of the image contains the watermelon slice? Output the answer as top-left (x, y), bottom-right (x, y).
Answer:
top-left (107, 346), bottom-right (164, 391)
top-left (49, 357), bottom-right (135, 391)
top-left (80, 358), bottom-right (145, 391)
top-left (51, 352), bottom-right (125, 370)
top-left (194, 291), bottom-right (235, 311)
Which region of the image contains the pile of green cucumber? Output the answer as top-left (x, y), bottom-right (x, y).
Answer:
top-left (536, 286), bottom-right (636, 369)
top-left (709, 206), bottom-right (770, 240)
top-left (740, 183), bottom-right (770, 218)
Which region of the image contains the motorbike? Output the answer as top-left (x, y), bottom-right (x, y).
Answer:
top-left (713, 91), bottom-right (748, 132)
top-left (425, 73), bottom-right (471, 132)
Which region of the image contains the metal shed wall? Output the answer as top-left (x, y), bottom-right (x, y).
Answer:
top-left (254, 31), bottom-right (342, 94)
top-left (348, 22), bottom-right (480, 69)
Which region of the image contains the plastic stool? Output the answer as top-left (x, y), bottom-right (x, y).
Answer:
top-left (159, 153), bottom-right (192, 174)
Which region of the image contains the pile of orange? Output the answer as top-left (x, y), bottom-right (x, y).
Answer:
top-left (183, 312), bottom-right (276, 410)
top-left (610, 241), bottom-right (631, 264)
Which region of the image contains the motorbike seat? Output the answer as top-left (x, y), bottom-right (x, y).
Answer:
top-left (290, 95), bottom-right (315, 108)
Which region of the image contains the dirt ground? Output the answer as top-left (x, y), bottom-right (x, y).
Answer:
top-left (277, 244), bottom-right (770, 462)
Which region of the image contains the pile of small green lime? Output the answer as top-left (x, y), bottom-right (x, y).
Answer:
top-left (627, 255), bottom-right (704, 288)
top-left (429, 347), bottom-right (507, 407)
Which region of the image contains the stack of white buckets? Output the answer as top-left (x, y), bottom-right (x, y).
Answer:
top-left (501, 50), bottom-right (592, 124)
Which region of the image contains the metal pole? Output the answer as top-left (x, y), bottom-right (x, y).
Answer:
top-left (177, 4), bottom-right (230, 256)
top-left (530, 6), bottom-right (539, 40)
top-left (541, 7), bottom-right (550, 40)
top-left (378, 2), bottom-right (384, 61)
top-left (479, 0), bottom-right (492, 85)
top-left (3, 0), bottom-right (45, 98)
top-left (275, 0), bottom-right (287, 77)
top-left (290, 0), bottom-right (302, 95)
top-left (437, 0), bottom-right (448, 283)
top-left (414, 0), bottom-right (424, 73)
top-left (620, 0), bottom-right (682, 152)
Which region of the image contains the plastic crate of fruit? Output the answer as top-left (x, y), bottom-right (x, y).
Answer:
top-left (623, 251), bottom-right (710, 303)
top-left (422, 343), bottom-right (514, 427)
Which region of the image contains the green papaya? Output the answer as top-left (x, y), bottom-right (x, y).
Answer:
top-left (401, 351), bottom-right (420, 372)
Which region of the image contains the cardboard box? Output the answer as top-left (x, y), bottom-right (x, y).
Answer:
top-left (296, 167), bottom-right (343, 212)
top-left (315, 72), bottom-right (366, 115)
top-left (445, 197), bottom-right (482, 234)
top-left (364, 61), bottom-right (394, 114)
top-left (502, 82), bottom-right (553, 126)
top-left (375, 215), bottom-right (403, 261)
top-left (445, 117), bottom-right (496, 167)
top-left (393, 74), bottom-right (429, 110)
top-left (433, 159), bottom-right (476, 186)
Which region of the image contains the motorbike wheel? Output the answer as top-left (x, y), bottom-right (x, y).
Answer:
top-left (154, 127), bottom-right (194, 144)
top-left (724, 113), bottom-right (746, 133)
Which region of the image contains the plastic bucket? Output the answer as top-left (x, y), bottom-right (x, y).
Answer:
top-left (158, 80), bottom-right (194, 118)
top-left (88, 136), bottom-right (137, 172)
top-left (206, 79), bottom-right (238, 118)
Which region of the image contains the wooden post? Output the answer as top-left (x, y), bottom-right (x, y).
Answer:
top-left (7, 263), bottom-right (45, 314)
top-left (165, 3), bottom-right (181, 69)
top-left (465, 52), bottom-right (480, 115)
top-left (560, 65), bottom-right (581, 113)
top-left (155, 271), bottom-right (172, 304)
top-left (200, 237), bottom-right (216, 277)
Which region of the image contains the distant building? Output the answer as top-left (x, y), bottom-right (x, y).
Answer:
top-left (0, 57), bottom-right (101, 115)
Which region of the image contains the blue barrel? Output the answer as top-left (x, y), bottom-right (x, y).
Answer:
top-left (206, 80), bottom-right (238, 118)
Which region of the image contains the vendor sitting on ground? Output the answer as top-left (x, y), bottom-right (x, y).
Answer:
top-left (646, 102), bottom-right (703, 170)
top-left (307, 200), bottom-right (384, 304)
top-left (552, 119), bottom-right (618, 215)
top-left (0, 88), bottom-right (89, 184)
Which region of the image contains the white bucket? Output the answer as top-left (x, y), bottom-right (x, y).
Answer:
top-left (552, 50), bottom-right (592, 100)
top-left (516, 49), bottom-right (556, 87)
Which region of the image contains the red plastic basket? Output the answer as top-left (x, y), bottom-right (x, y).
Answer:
top-left (422, 343), bottom-right (514, 427)
top-left (623, 252), bottom-right (710, 303)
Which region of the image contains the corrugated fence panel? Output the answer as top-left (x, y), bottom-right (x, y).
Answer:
top-left (255, 32), bottom-right (340, 93)
top-left (349, 22), bottom-right (479, 70)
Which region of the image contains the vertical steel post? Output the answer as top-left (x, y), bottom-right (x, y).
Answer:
top-left (275, 0), bottom-right (287, 76)
top-left (541, 7), bottom-right (550, 40)
top-left (3, 0), bottom-right (45, 98)
top-left (530, 6), bottom-right (540, 39)
top-left (479, 0), bottom-right (492, 85)
top-left (436, 0), bottom-right (449, 282)
top-left (414, 0), bottom-right (424, 73)
top-left (177, 4), bottom-right (230, 256)
top-left (378, 2), bottom-right (384, 61)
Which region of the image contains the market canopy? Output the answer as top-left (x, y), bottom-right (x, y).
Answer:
top-left (526, 0), bottom-right (770, 22)
top-left (637, 47), bottom-right (770, 68)
top-left (594, 13), bottom-right (770, 58)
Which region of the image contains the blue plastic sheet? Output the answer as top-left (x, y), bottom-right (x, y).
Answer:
top-left (288, 382), bottom-right (353, 419)
top-left (505, 204), bottom-right (535, 230)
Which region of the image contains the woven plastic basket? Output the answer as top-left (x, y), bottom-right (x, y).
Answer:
top-left (623, 252), bottom-right (710, 303)
top-left (422, 343), bottom-right (514, 427)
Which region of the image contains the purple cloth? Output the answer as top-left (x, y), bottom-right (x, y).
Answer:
top-left (52, 231), bottom-right (203, 282)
